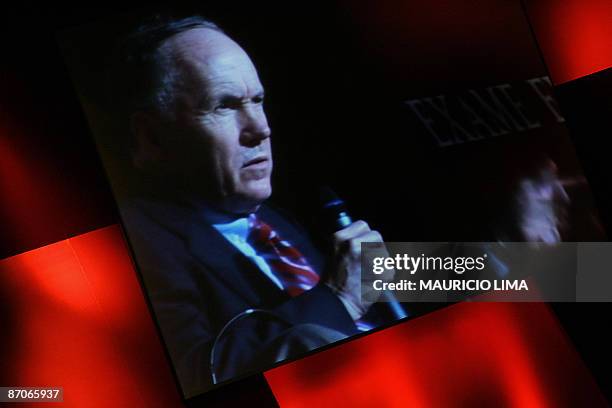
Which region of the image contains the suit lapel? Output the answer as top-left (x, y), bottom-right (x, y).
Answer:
top-left (134, 195), bottom-right (282, 304)
top-left (135, 196), bottom-right (325, 305)
top-left (187, 219), bottom-right (283, 304)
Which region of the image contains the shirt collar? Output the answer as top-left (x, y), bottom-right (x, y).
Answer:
top-left (202, 205), bottom-right (251, 242)
top-left (212, 217), bottom-right (250, 242)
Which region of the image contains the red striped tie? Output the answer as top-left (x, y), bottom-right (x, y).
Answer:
top-left (247, 214), bottom-right (320, 296)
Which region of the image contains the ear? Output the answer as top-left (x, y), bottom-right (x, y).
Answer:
top-left (130, 111), bottom-right (166, 171)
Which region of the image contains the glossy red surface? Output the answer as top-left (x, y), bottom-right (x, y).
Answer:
top-left (526, 0), bottom-right (612, 84)
top-left (266, 302), bottom-right (606, 407)
top-left (0, 226), bottom-right (183, 407)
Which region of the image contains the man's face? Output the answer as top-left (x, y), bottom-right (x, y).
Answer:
top-left (153, 28), bottom-right (272, 214)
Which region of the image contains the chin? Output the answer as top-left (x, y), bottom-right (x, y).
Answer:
top-left (246, 177), bottom-right (272, 199)
top-left (226, 183), bottom-right (272, 215)
top-left (246, 186), bottom-right (272, 207)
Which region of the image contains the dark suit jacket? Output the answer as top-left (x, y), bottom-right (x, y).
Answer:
top-left (119, 195), bottom-right (359, 397)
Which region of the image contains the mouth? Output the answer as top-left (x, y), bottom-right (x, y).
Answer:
top-left (242, 156), bottom-right (269, 168)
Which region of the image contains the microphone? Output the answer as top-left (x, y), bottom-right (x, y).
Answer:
top-left (319, 187), bottom-right (408, 320)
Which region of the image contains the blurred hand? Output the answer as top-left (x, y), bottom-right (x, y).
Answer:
top-left (324, 220), bottom-right (389, 320)
top-left (516, 160), bottom-right (570, 243)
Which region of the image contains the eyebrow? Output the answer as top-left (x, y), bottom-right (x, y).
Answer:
top-left (217, 87), bottom-right (265, 99)
top-left (209, 90), bottom-right (265, 105)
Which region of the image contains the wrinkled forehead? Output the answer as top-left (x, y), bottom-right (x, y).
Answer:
top-left (160, 28), bottom-right (262, 96)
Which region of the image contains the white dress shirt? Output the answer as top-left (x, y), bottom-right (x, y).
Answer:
top-left (203, 210), bottom-right (285, 290)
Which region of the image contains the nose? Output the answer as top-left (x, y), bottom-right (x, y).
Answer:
top-left (240, 105), bottom-right (271, 146)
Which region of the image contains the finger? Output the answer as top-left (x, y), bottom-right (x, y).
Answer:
top-left (353, 229), bottom-right (383, 244)
top-left (348, 230), bottom-right (384, 257)
top-left (553, 181), bottom-right (570, 203)
top-left (541, 226), bottom-right (561, 244)
top-left (333, 220), bottom-right (370, 243)
top-left (561, 176), bottom-right (588, 189)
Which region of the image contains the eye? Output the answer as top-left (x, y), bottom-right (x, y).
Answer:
top-left (213, 96), bottom-right (243, 112)
top-left (214, 102), bottom-right (231, 112)
top-left (214, 99), bottom-right (238, 111)
top-left (252, 94), bottom-right (265, 104)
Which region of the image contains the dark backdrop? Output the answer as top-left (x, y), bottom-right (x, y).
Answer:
top-left (57, 0), bottom-right (601, 246)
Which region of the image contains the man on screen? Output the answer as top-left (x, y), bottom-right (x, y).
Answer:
top-left (113, 15), bottom-right (389, 397)
top-left (111, 14), bottom-right (576, 398)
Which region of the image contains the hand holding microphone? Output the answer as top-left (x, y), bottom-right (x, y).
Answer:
top-left (319, 187), bottom-right (407, 321)
top-left (326, 220), bottom-right (386, 320)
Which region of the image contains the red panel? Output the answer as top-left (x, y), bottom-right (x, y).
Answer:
top-left (0, 225), bottom-right (183, 407)
top-left (525, 0), bottom-right (612, 84)
top-left (265, 303), bottom-right (606, 407)
top-left (0, 72), bottom-right (116, 259)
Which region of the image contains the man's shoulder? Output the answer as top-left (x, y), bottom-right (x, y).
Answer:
top-left (120, 194), bottom-right (192, 230)
top-left (117, 194), bottom-right (198, 257)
